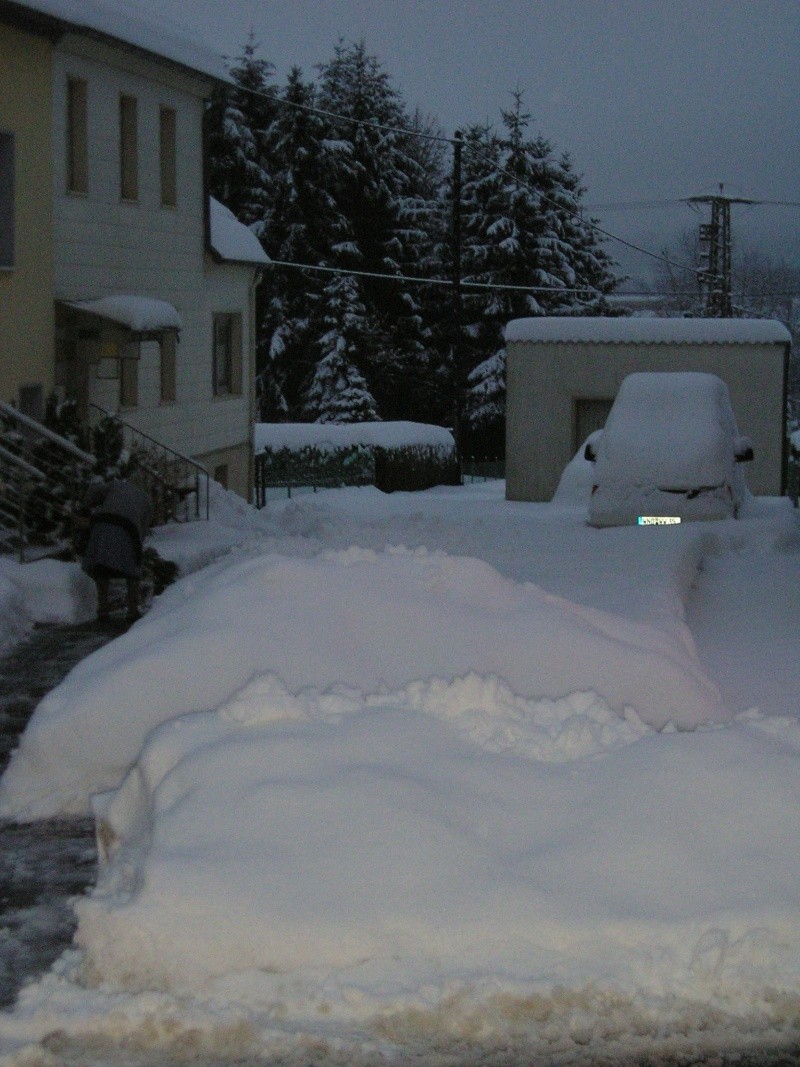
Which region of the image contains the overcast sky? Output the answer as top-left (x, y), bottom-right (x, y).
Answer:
top-left (134, 0), bottom-right (799, 283)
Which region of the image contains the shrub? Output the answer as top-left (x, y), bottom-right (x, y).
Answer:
top-left (373, 444), bottom-right (461, 493)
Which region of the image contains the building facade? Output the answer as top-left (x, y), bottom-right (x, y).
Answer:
top-left (0, 8), bottom-right (55, 419)
top-left (1, 1), bottom-right (267, 500)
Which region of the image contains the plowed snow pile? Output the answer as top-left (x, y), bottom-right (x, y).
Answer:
top-left (1, 482), bottom-right (799, 1065)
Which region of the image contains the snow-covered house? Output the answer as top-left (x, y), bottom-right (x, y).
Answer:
top-left (505, 317), bottom-right (792, 502)
top-left (1, 0), bottom-right (268, 498)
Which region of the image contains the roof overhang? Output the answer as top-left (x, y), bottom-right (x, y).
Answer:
top-left (5, 0), bottom-right (230, 85)
top-left (0, 0), bottom-right (65, 40)
top-left (58, 296), bottom-right (182, 341)
top-left (505, 316), bottom-right (792, 346)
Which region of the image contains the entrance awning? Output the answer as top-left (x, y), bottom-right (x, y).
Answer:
top-left (58, 296), bottom-right (182, 338)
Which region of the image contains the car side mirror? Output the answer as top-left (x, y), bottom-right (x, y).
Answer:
top-left (734, 436), bottom-right (754, 463)
top-left (584, 441), bottom-right (597, 462)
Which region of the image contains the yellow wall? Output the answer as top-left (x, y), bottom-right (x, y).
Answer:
top-left (0, 22), bottom-right (54, 410)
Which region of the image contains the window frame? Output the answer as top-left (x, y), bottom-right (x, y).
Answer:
top-left (212, 312), bottom-right (243, 398)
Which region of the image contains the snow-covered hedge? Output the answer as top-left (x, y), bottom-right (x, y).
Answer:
top-left (255, 422), bottom-right (460, 495)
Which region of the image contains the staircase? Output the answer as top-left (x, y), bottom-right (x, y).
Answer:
top-left (88, 405), bottom-right (209, 527)
top-left (0, 400), bottom-right (96, 561)
top-left (0, 401), bottom-right (209, 563)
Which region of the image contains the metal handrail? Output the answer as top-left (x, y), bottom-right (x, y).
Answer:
top-left (89, 404), bottom-right (209, 521)
top-left (0, 405), bottom-right (95, 562)
top-left (0, 443), bottom-right (47, 481)
top-left (0, 399), bottom-right (95, 465)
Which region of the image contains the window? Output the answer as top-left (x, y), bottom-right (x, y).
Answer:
top-left (0, 132), bottom-right (13, 268)
top-left (119, 94), bottom-right (138, 201)
top-left (159, 106), bottom-right (177, 207)
top-left (212, 313), bottom-right (243, 396)
top-left (66, 77), bottom-right (88, 194)
top-left (160, 333), bottom-right (176, 403)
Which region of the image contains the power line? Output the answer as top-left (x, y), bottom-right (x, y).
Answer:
top-left (266, 256), bottom-right (605, 295)
top-left (466, 144), bottom-right (701, 276)
top-left (224, 75), bottom-right (691, 279)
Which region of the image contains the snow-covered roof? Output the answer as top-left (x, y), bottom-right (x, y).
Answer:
top-left (505, 316), bottom-right (792, 346)
top-left (209, 199), bottom-right (270, 266)
top-left (11, 0), bottom-right (229, 83)
top-left (63, 295), bottom-right (182, 332)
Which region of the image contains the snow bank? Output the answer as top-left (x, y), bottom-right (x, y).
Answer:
top-left (0, 559), bottom-right (95, 654)
top-left (255, 421), bottom-right (455, 454)
top-left (0, 546), bottom-right (725, 819)
top-left (70, 684), bottom-right (800, 1031)
top-left (551, 431), bottom-right (600, 506)
top-left (1, 486), bottom-right (799, 1064)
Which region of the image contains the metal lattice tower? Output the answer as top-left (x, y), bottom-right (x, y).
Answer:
top-left (684, 185), bottom-right (755, 317)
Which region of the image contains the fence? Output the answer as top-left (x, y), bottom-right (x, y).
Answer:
top-left (462, 456), bottom-right (506, 483)
top-left (254, 444), bottom-right (374, 507)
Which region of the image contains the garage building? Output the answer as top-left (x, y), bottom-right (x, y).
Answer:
top-left (505, 317), bottom-right (792, 502)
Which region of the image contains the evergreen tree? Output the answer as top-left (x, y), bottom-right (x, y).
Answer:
top-left (315, 41), bottom-right (440, 419)
top-left (256, 67), bottom-right (353, 419)
top-left (207, 32), bottom-right (276, 227)
top-left (302, 274), bottom-right (379, 423)
top-left (458, 94), bottom-right (620, 446)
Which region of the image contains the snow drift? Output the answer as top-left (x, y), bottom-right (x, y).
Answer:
top-left (0, 547), bottom-right (726, 819)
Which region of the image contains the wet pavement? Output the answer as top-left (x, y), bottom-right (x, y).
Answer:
top-left (0, 619), bottom-right (114, 1007)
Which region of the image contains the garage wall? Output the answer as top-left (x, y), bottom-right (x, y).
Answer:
top-left (506, 339), bottom-right (789, 501)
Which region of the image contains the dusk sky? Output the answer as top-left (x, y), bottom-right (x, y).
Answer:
top-left (134, 0), bottom-right (799, 283)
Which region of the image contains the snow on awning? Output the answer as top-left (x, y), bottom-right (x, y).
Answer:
top-left (209, 198), bottom-right (270, 266)
top-left (505, 316), bottom-right (792, 346)
top-left (61, 296), bottom-right (182, 334)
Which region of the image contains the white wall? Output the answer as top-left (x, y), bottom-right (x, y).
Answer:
top-left (52, 35), bottom-right (255, 482)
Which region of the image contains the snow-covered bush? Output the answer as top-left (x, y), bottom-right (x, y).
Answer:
top-left (255, 421), bottom-right (459, 494)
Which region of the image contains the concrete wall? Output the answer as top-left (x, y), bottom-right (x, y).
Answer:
top-left (506, 339), bottom-right (789, 501)
top-left (51, 35), bottom-right (257, 497)
top-left (0, 22), bottom-right (53, 412)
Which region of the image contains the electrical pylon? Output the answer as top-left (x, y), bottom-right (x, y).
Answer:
top-left (684, 185), bottom-right (756, 316)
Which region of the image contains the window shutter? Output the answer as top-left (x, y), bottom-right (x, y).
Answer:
top-left (67, 78), bottom-right (88, 194)
top-left (231, 313), bottom-right (243, 396)
top-left (160, 107), bottom-right (177, 207)
top-left (120, 95), bottom-right (138, 201)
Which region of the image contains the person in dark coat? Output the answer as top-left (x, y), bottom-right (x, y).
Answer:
top-left (81, 478), bottom-right (152, 622)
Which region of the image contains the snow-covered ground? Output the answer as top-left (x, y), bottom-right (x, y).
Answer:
top-left (0, 478), bottom-right (799, 1066)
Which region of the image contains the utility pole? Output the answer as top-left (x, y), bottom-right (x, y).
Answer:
top-left (451, 130), bottom-right (465, 466)
top-left (684, 185), bottom-right (755, 317)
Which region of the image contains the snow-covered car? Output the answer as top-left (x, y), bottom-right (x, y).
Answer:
top-left (585, 372), bottom-right (753, 527)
